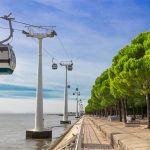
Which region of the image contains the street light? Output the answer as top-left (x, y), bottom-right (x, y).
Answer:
top-left (73, 88), bottom-right (80, 118)
top-left (79, 99), bottom-right (84, 116)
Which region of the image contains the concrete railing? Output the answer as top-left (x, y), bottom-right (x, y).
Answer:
top-left (75, 119), bottom-right (83, 150)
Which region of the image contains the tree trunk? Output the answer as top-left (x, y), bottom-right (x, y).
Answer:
top-left (141, 105), bottom-right (144, 119)
top-left (96, 111), bottom-right (98, 116)
top-left (100, 109), bottom-right (102, 117)
top-left (146, 93), bottom-right (150, 128)
top-left (98, 109), bottom-right (100, 117)
top-left (125, 99), bottom-right (128, 116)
top-left (105, 108), bottom-right (108, 117)
top-left (104, 108), bottom-right (107, 117)
top-left (115, 105), bottom-right (118, 116)
top-left (102, 109), bottom-right (104, 117)
top-left (118, 100), bottom-right (122, 122)
top-left (103, 109), bottom-right (105, 117)
top-left (121, 99), bottom-right (127, 123)
top-left (110, 107), bottom-right (113, 116)
top-left (133, 107), bottom-right (136, 119)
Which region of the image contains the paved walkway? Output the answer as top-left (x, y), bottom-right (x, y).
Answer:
top-left (88, 116), bottom-right (150, 150)
top-left (82, 117), bottom-right (114, 150)
top-left (49, 116), bottom-right (150, 150)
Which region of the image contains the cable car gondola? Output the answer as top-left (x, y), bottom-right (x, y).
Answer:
top-left (52, 58), bottom-right (58, 70)
top-left (68, 64), bottom-right (73, 71)
top-left (52, 63), bottom-right (58, 70)
top-left (0, 44), bottom-right (16, 74)
top-left (0, 13), bottom-right (16, 75)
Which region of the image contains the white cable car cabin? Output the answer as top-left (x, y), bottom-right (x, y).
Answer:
top-left (0, 44), bottom-right (16, 74)
top-left (52, 63), bottom-right (58, 70)
top-left (68, 64), bottom-right (73, 71)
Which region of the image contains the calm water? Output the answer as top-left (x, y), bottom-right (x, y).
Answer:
top-left (0, 114), bottom-right (77, 150)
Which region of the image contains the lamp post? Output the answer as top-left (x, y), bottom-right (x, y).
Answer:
top-left (23, 28), bottom-right (57, 139)
top-left (78, 99), bottom-right (83, 116)
top-left (73, 88), bottom-right (80, 118)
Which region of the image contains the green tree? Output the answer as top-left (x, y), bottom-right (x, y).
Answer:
top-left (109, 31), bottom-right (150, 127)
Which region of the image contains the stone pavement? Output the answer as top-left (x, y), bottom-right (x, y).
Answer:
top-left (88, 116), bottom-right (150, 150)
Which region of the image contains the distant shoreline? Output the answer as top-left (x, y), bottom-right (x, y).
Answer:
top-left (0, 112), bottom-right (76, 115)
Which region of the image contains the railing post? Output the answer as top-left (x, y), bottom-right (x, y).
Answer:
top-left (75, 118), bottom-right (83, 150)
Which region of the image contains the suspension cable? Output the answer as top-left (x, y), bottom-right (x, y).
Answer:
top-left (0, 26), bottom-right (23, 31)
top-left (12, 20), bottom-right (56, 30)
top-left (1, 17), bottom-right (72, 62)
top-left (56, 34), bottom-right (71, 60)
top-left (31, 38), bottom-right (58, 61)
top-left (0, 26), bottom-right (58, 61)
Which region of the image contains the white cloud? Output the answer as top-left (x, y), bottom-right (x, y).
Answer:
top-left (0, 98), bottom-right (87, 113)
top-left (34, 0), bottom-right (90, 17)
top-left (0, 0), bottom-right (149, 113)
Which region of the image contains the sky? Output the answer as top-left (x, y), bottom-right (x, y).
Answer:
top-left (0, 0), bottom-right (150, 113)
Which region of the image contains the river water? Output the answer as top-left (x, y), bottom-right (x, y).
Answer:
top-left (0, 114), bottom-right (77, 150)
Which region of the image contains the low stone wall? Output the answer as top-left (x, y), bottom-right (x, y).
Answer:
top-left (90, 117), bottom-right (150, 150)
top-left (100, 125), bottom-right (123, 146)
top-left (113, 134), bottom-right (150, 150)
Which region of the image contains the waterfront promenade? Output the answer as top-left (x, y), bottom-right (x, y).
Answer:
top-left (49, 116), bottom-right (114, 150)
top-left (49, 116), bottom-right (150, 150)
top-left (87, 116), bottom-right (150, 150)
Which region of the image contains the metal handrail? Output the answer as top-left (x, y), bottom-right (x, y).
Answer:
top-left (75, 118), bottom-right (84, 150)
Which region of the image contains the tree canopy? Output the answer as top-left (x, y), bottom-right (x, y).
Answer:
top-left (86, 31), bottom-right (150, 128)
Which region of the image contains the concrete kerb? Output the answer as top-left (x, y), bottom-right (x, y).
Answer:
top-left (99, 125), bottom-right (123, 146)
top-left (89, 117), bottom-right (123, 147)
top-left (48, 118), bottom-right (81, 150)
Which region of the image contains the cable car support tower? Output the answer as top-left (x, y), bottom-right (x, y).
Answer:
top-left (52, 60), bottom-right (73, 124)
top-left (60, 61), bottom-right (73, 124)
top-left (23, 26), bottom-right (57, 139)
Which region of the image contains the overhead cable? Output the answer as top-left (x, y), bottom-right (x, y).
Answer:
top-left (0, 26), bottom-right (23, 31)
top-left (13, 20), bottom-right (56, 30)
top-left (56, 35), bottom-right (71, 60)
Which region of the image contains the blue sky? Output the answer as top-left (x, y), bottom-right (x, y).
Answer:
top-left (0, 0), bottom-right (150, 113)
